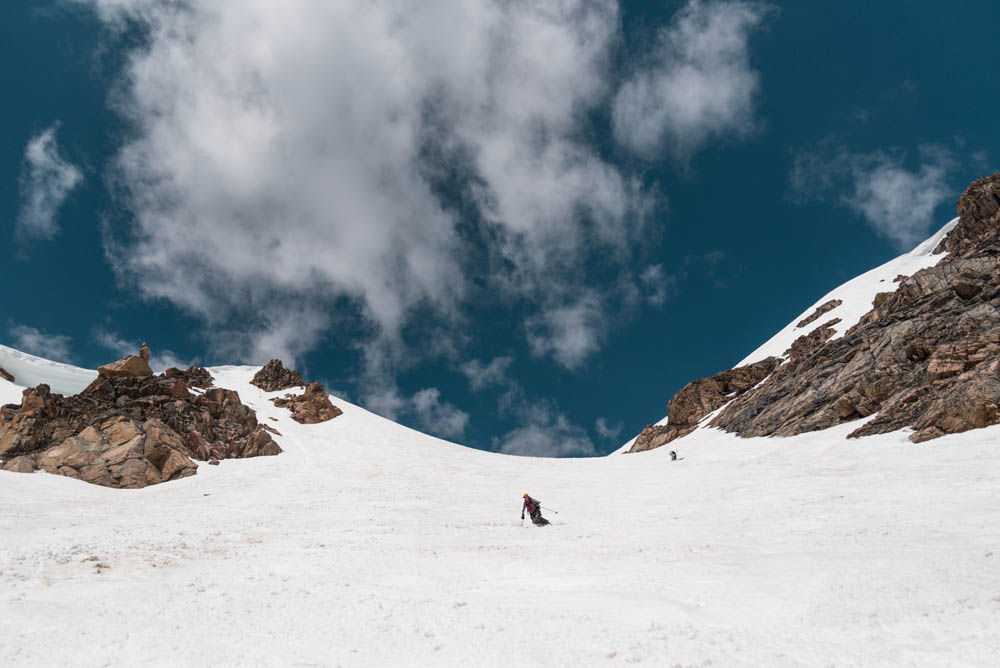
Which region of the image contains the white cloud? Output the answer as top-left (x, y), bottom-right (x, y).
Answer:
top-left (639, 264), bottom-right (677, 306)
top-left (94, 330), bottom-right (193, 373)
top-left (460, 356), bottom-right (514, 392)
top-left (494, 402), bottom-right (597, 458)
top-left (410, 388), bottom-right (470, 439)
top-left (525, 293), bottom-right (605, 370)
top-left (790, 144), bottom-right (958, 250)
top-left (6, 324), bottom-right (75, 363)
top-left (595, 417), bottom-right (623, 440)
top-left (77, 0), bottom-right (659, 373)
top-left (16, 123), bottom-right (83, 241)
top-left (612, 0), bottom-right (771, 160)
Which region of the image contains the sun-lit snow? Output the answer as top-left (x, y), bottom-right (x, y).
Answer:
top-left (0, 344), bottom-right (96, 399)
top-left (738, 218), bottom-right (958, 366)
top-left (2, 355), bottom-right (999, 667)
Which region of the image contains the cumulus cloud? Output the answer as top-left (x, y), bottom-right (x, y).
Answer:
top-left (16, 123), bottom-right (83, 241)
top-left (525, 293), bottom-right (606, 370)
top-left (94, 330), bottom-right (193, 373)
top-left (790, 143), bottom-right (958, 250)
top-left (75, 0), bottom-right (658, 372)
top-left (410, 388), bottom-right (470, 439)
top-left (494, 402), bottom-right (597, 458)
top-left (6, 323), bottom-right (75, 363)
top-left (595, 416), bottom-right (623, 440)
top-left (639, 264), bottom-right (677, 306)
top-left (460, 356), bottom-right (514, 392)
top-left (612, 0), bottom-right (771, 160)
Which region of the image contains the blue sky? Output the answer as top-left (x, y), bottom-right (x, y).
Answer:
top-left (2, 0), bottom-right (997, 456)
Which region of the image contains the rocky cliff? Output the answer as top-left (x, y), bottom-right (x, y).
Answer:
top-left (630, 171), bottom-right (1000, 452)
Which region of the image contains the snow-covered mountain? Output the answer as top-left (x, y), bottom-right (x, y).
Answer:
top-left (4, 175), bottom-right (1000, 666)
top-left (627, 171), bottom-right (1000, 453)
top-left (2, 354), bottom-right (1000, 666)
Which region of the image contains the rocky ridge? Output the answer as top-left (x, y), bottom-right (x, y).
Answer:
top-left (630, 171), bottom-right (1000, 452)
top-left (0, 354), bottom-right (280, 488)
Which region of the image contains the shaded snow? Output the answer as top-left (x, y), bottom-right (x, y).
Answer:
top-left (2, 360), bottom-right (999, 667)
top-left (0, 344), bottom-right (96, 399)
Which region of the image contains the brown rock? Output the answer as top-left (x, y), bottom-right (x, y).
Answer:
top-left (797, 299), bottom-right (843, 328)
top-left (139, 342), bottom-right (151, 362)
top-left (2, 455), bottom-right (34, 473)
top-left (98, 355), bottom-right (153, 379)
top-left (272, 382), bottom-right (343, 424)
top-left (251, 359), bottom-right (305, 392)
top-left (0, 367), bottom-right (13, 383)
top-left (785, 319), bottom-right (840, 363)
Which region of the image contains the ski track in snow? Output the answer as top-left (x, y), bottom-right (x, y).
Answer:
top-left (2, 362), bottom-right (999, 667)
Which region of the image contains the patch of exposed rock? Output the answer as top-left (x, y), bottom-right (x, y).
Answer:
top-left (630, 171), bottom-right (1000, 451)
top-left (98, 355), bottom-right (152, 379)
top-left (0, 368), bottom-right (13, 383)
top-left (628, 357), bottom-right (781, 453)
top-left (251, 359), bottom-right (305, 392)
top-left (796, 299), bottom-right (842, 328)
top-left (272, 382), bottom-right (342, 424)
top-left (0, 353), bottom-right (279, 488)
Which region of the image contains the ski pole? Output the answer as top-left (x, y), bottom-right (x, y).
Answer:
top-left (543, 507), bottom-right (559, 514)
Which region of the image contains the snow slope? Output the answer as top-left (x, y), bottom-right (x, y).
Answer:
top-left (0, 344), bottom-right (96, 399)
top-left (2, 359), bottom-right (999, 667)
top-left (739, 218), bottom-right (958, 367)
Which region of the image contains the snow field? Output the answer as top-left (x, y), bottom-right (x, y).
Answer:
top-left (2, 364), bottom-right (999, 667)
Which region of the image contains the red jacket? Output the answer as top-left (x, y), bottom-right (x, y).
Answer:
top-left (523, 497), bottom-right (539, 514)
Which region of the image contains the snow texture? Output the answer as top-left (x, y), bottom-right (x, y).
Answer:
top-left (2, 354), bottom-right (999, 666)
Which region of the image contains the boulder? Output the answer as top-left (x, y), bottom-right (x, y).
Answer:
top-left (98, 355), bottom-right (153, 379)
top-left (251, 359), bottom-right (305, 392)
top-left (0, 367), bottom-right (13, 383)
top-left (272, 382), bottom-right (343, 424)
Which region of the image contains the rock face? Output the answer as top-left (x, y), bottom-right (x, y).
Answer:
top-left (251, 359), bottom-right (305, 392)
top-left (631, 171), bottom-right (1000, 451)
top-left (796, 299), bottom-right (843, 328)
top-left (0, 364), bottom-right (280, 488)
top-left (272, 382), bottom-right (342, 424)
top-left (0, 368), bottom-right (13, 383)
top-left (629, 357), bottom-right (780, 453)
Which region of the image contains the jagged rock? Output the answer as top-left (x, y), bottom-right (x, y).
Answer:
top-left (0, 367), bottom-right (13, 383)
top-left (0, 361), bottom-right (279, 488)
top-left (628, 357), bottom-right (780, 453)
top-left (272, 382), bottom-right (342, 424)
top-left (785, 319), bottom-right (840, 363)
top-left (935, 171), bottom-right (1000, 256)
top-left (3, 455), bottom-right (34, 472)
top-left (98, 355), bottom-right (153, 379)
top-left (628, 424), bottom-right (695, 453)
top-left (251, 359), bottom-right (305, 392)
top-left (797, 299), bottom-right (842, 328)
top-left (630, 171), bottom-right (1000, 451)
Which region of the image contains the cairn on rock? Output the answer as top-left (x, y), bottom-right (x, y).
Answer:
top-left (251, 359), bottom-right (305, 392)
top-left (630, 170), bottom-right (1000, 451)
top-left (0, 352), bottom-right (279, 488)
top-left (273, 382), bottom-right (343, 425)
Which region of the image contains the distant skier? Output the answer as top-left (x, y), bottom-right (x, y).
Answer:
top-left (522, 493), bottom-right (550, 526)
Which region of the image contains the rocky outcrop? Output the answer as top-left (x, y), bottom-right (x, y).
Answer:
top-left (796, 299), bottom-right (842, 328)
top-left (0, 368), bottom-right (13, 383)
top-left (98, 355), bottom-right (153, 379)
top-left (251, 359), bottom-right (305, 392)
top-left (0, 363), bottom-right (280, 488)
top-left (272, 382), bottom-right (342, 424)
top-left (628, 357), bottom-right (780, 453)
top-left (632, 171), bottom-right (1000, 451)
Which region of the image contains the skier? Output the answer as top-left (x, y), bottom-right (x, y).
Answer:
top-left (521, 493), bottom-right (550, 526)
top-left (670, 450), bottom-right (677, 461)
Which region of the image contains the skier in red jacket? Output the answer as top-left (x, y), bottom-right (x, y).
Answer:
top-left (522, 493), bottom-right (550, 526)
